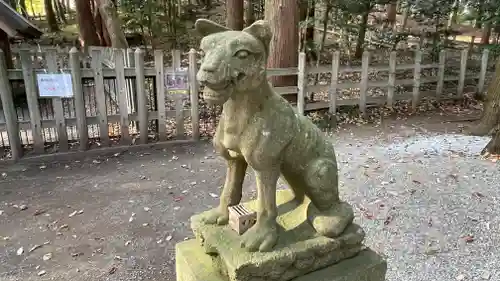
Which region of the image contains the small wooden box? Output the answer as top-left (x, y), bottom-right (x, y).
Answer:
top-left (228, 205), bottom-right (257, 235)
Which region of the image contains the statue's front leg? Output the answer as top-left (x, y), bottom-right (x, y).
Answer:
top-left (201, 157), bottom-right (248, 225)
top-left (240, 167), bottom-right (280, 252)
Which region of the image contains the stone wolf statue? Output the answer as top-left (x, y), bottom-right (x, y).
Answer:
top-left (195, 19), bottom-right (354, 252)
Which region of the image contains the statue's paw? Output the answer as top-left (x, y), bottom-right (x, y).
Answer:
top-left (240, 220), bottom-right (278, 252)
top-left (201, 208), bottom-right (229, 225)
top-left (310, 201), bottom-right (354, 238)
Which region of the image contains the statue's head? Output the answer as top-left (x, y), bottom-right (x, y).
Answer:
top-left (194, 19), bottom-right (272, 105)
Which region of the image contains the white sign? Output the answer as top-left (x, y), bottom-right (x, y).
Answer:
top-left (37, 73), bottom-right (74, 98)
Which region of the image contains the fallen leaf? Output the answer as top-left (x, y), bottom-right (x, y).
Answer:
top-left (363, 211), bottom-right (374, 220)
top-left (42, 253), bottom-right (52, 261)
top-left (412, 179), bottom-right (421, 184)
top-left (166, 235), bottom-right (173, 241)
top-left (462, 235), bottom-right (474, 243)
top-left (68, 211), bottom-right (77, 217)
top-left (472, 192), bottom-right (485, 198)
top-left (108, 266), bottom-right (117, 275)
top-left (384, 215), bottom-right (393, 225)
top-left (29, 244), bottom-right (44, 253)
top-left (209, 193), bottom-right (218, 198)
top-left (33, 209), bottom-right (46, 216)
top-left (17, 247), bottom-right (24, 255)
top-left (143, 207), bottom-right (151, 212)
top-left (173, 196), bottom-right (184, 202)
top-left (37, 270), bottom-right (47, 276)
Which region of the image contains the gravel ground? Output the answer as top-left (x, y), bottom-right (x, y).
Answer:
top-left (0, 112), bottom-right (499, 281)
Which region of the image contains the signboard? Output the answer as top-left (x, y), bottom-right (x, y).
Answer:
top-left (36, 73), bottom-right (74, 98)
top-left (165, 69), bottom-right (189, 94)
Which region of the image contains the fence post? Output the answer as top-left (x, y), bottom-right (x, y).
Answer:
top-left (188, 49), bottom-right (200, 140)
top-left (297, 52), bottom-right (306, 116)
top-left (45, 49), bottom-right (69, 152)
top-left (154, 50), bottom-right (167, 141)
top-left (477, 48), bottom-right (489, 95)
top-left (135, 48), bottom-right (148, 145)
top-left (436, 50), bottom-right (446, 97)
top-left (0, 50), bottom-right (22, 160)
top-left (359, 51), bottom-right (370, 116)
top-left (412, 49), bottom-right (422, 111)
top-left (69, 47), bottom-right (88, 151)
top-left (114, 48), bottom-right (132, 144)
top-left (387, 51), bottom-right (397, 108)
top-left (91, 48), bottom-right (110, 147)
top-left (329, 51), bottom-right (340, 116)
top-left (172, 49), bottom-right (185, 139)
top-left (457, 49), bottom-right (468, 97)
top-left (20, 50), bottom-right (44, 154)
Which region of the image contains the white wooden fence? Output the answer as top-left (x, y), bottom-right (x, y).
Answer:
top-left (0, 46), bottom-right (493, 160)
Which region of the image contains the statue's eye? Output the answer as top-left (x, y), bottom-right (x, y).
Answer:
top-left (235, 50), bottom-right (249, 59)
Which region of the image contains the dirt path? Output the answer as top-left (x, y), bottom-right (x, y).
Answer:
top-left (1, 111), bottom-right (499, 281)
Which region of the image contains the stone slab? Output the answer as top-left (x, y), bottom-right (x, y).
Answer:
top-left (175, 239), bottom-right (387, 281)
top-left (190, 189), bottom-right (366, 281)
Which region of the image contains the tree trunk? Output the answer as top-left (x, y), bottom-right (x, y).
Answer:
top-left (44, 0), bottom-right (60, 32)
top-left (226, 0), bottom-right (244, 30)
top-left (245, 0), bottom-right (255, 27)
top-left (481, 21), bottom-right (492, 45)
top-left (401, 5), bottom-right (409, 31)
top-left (75, 0), bottom-right (100, 48)
top-left (299, 0), bottom-right (315, 53)
top-left (482, 130), bottom-right (500, 155)
top-left (19, 0), bottom-right (29, 17)
top-left (58, 0), bottom-right (68, 23)
top-left (0, 30), bottom-right (13, 69)
top-left (472, 58), bottom-right (500, 136)
top-left (265, 0), bottom-right (300, 103)
top-left (386, 1), bottom-right (397, 27)
top-left (97, 0), bottom-right (128, 48)
top-left (8, 0), bottom-right (17, 10)
top-left (355, 10), bottom-right (369, 59)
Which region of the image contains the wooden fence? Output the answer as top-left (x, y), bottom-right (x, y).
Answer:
top-left (0, 46), bottom-right (493, 160)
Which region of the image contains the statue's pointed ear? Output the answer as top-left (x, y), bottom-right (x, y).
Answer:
top-left (195, 19), bottom-right (231, 36)
top-left (242, 20), bottom-right (272, 54)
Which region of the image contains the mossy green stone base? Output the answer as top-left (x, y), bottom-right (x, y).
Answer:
top-left (190, 190), bottom-right (366, 281)
top-left (176, 239), bottom-right (387, 281)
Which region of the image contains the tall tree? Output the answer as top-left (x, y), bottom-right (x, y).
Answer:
top-left (386, 1), bottom-right (397, 26)
top-left (75, 0), bottom-right (100, 47)
top-left (44, 0), bottom-right (60, 32)
top-left (265, 0), bottom-right (300, 98)
top-left (226, 0), bottom-right (244, 30)
top-left (19, 0), bottom-right (29, 17)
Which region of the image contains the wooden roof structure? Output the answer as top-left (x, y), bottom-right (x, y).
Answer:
top-left (0, 0), bottom-right (43, 39)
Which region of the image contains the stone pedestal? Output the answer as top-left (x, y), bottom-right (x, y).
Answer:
top-left (176, 240), bottom-right (387, 281)
top-left (176, 190), bottom-right (387, 281)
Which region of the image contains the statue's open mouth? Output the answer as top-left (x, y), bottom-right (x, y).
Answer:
top-left (202, 73), bottom-right (246, 102)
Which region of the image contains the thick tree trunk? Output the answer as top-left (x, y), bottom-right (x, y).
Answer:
top-left (0, 30), bottom-right (13, 69)
top-left (245, 0), bottom-right (255, 27)
top-left (97, 0), bottom-right (128, 48)
top-left (355, 10), bottom-right (369, 59)
top-left (226, 0), bottom-right (244, 30)
top-left (482, 130), bottom-right (500, 155)
top-left (265, 0), bottom-right (300, 103)
top-left (44, 0), bottom-right (60, 32)
top-left (75, 0), bottom-right (100, 48)
top-left (472, 58), bottom-right (500, 136)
